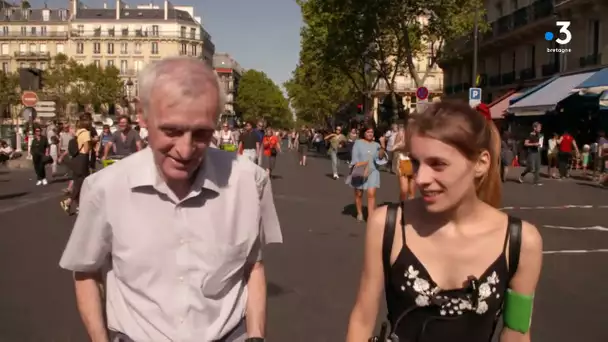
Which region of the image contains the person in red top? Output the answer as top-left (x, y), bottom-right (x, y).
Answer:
top-left (261, 127), bottom-right (281, 177)
top-left (557, 130), bottom-right (579, 178)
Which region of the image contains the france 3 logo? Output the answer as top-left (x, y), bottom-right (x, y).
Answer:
top-left (545, 21), bottom-right (572, 53)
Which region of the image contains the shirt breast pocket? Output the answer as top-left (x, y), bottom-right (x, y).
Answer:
top-left (198, 241), bottom-right (250, 298)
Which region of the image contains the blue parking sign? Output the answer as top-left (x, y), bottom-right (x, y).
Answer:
top-left (469, 88), bottom-right (482, 100)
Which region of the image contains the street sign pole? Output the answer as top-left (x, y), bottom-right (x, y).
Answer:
top-left (415, 86), bottom-right (430, 114)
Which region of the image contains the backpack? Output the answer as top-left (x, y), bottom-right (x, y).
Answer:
top-left (68, 131), bottom-right (85, 157)
top-left (298, 130), bottom-right (309, 144)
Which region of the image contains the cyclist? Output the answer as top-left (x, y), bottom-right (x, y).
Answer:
top-left (101, 115), bottom-right (142, 164)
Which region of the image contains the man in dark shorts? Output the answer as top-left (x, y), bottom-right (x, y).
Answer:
top-left (519, 122), bottom-right (542, 185)
top-left (296, 125), bottom-right (310, 166)
top-left (83, 113), bottom-right (99, 171)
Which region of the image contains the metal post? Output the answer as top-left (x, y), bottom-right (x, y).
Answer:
top-left (472, 6), bottom-right (479, 86)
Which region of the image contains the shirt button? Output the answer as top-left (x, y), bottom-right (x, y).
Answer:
top-left (179, 276), bottom-right (184, 282)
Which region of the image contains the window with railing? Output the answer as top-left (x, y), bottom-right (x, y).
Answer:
top-left (108, 28), bottom-right (115, 37)
top-left (190, 28), bottom-right (196, 39)
top-left (93, 43), bottom-right (101, 54)
top-left (122, 28), bottom-right (129, 36)
top-left (20, 26), bottom-right (26, 35)
top-left (120, 43), bottom-right (128, 54)
top-left (94, 27), bottom-right (101, 37)
top-left (151, 42), bottom-right (158, 54)
top-left (134, 43), bottom-right (142, 54)
top-left (40, 26), bottom-right (47, 36)
top-left (151, 25), bottom-right (159, 36)
top-left (77, 43), bottom-right (84, 54)
top-left (120, 60), bottom-right (128, 73)
top-left (107, 43), bottom-right (114, 54)
top-left (107, 60), bottom-right (114, 68)
top-left (180, 26), bottom-right (186, 38)
top-left (77, 25), bottom-right (84, 35)
top-left (135, 29), bottom-right (144, 37)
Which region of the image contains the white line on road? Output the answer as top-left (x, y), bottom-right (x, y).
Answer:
top-left (0, 191), bottom-right (62, 215)
top-left (543, 249), bottom-right (608, 255)
top-left (543, 225), bottom-right (608, 232)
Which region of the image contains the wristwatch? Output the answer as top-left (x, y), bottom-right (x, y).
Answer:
top-left (245, 338), bottom-right (265, 342)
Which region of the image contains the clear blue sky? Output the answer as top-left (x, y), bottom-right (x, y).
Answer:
top-left (28, 0), bottom-right (302, 88)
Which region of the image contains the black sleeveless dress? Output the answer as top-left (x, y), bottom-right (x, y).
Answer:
top-left (385, 210), bottom-right (511, 342)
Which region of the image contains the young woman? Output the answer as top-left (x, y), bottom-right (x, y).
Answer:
top-left (261, 127), bottom-right (281, 176)
top-left (30, 126), bottom-right (50, 186)
top-left (346, 101), bottom-right (543, 342)
top-left (392, 121), bottom-right (416, 201)
top-left (349, 123), bottom-right (386, 221)
top-left (60, 114), bottom-right (92, 215)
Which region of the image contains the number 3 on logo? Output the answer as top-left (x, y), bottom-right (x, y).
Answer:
top-left (555, 21), bottom-right (572, 45)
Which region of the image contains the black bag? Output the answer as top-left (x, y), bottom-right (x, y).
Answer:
top-left (68, 131), bottom-right (85, 157)
top-left (371, 203), bottom-right (523, 341)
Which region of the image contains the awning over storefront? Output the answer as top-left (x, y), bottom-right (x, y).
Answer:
top-left (489, 90), bottom-right (517, 119)
top-left (507, 72), bottom-right (595, 116)
top-left (599, 90), bottom-right (608, 110)
top-left (509, 76), bottom-right (558, 105)
top-left (572, 67), bottom-right (608, 95)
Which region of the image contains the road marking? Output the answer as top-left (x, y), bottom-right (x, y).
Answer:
top-left (543, 249), bottom-right (608, 255)
top-left (543, 225), bottom-right (608, 232)
top-left (0, 191), bottom-right (62, 215)
top-left (501, 204), bottom-right (608, 210)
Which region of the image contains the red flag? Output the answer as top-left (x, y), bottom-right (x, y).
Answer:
top-left (475, 103), bottom-right (491, 121)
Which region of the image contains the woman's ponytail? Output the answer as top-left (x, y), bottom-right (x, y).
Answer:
top-left (476, 120), bottom-right (502, 208)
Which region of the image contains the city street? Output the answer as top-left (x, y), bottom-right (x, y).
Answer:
top-left (0, 152), bottom-right (607, 342)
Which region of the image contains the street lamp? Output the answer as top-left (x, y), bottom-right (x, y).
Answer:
top-left (125, 78), bottom-right (134, 101)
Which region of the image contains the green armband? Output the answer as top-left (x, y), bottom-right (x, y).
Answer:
top-left (503, 289), bottom-right (534, 333)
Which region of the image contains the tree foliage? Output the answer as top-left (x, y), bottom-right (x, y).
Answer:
top-left (44, 53), bottom-right (124, 118)
top-left (235, 70), bottom-right (293, 128)
top-left (297, 0), bottom-right (484, 92)
top-left (0, 71), bottom-right (19, 119)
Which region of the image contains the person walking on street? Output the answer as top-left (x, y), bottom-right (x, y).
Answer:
top-left (101, 115), bottom-right (142, 160)
top-left (239, 121), bottom-right (260, 163)
top-left (60, 115), bottom-right (92, 215)
top-left (30, 126), bottom-right (50, 186)
top-left (326, 125), bottom-right (347, 179)
top-left (556, 130), bottom-right (579, 179)
top-left (59, 57), bottom-right (282, 342)
top-left (296, 125), bottom-right (311, 166)
top-left (261, 127), bottom-right (281, 177)
top-left (519, 122), bottom-right (543, 185)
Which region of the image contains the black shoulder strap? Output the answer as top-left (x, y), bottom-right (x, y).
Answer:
top-left (507, 216), bottom-right (522, 282)
top-left (382, 203), bottom-right (399, 282)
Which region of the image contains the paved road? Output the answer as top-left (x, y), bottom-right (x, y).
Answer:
top-left (0, 152), bottom-right (607, 342)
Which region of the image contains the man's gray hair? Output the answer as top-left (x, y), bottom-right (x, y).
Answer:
top-left (137, 56), bottom-right (225, 118)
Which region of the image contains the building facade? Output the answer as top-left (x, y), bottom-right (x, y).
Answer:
top-left (0, 0), bottom-right (215, 93)
top-left (213, 53), bottom-right (244, 121)
top-left (441, 0), bottom-right (608, 103)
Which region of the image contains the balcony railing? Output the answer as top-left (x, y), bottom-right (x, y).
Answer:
top-left (501, 71), bottom-right (516, 85)
top-left (480, 0), bottom-right (554, 44)
top-left (14, 51), bottom-right (50, 58)
top-left (0, 31), bottom-right (68, 38)
top-left (71, 30), bottom-right (203, 40)
top-left (120, 69), bottom-right (137, 76)
top-left (541, 63), bottom-right (559, 77)
top-left (579, 54), bottom-right (602, 68)
top-left (374, 81), bottom-right (444, 93)
top-left (519, 67), bottom-right (536, 81)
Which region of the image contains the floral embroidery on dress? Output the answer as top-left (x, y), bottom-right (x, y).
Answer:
top-left (401, 265), bottom-right (501, 317)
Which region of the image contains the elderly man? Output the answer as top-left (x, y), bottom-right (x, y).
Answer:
top-left (59, 57), bottom-right (282, 342)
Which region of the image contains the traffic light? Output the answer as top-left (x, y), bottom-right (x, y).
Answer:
top-left (18, 68), bottom-right (43, 91)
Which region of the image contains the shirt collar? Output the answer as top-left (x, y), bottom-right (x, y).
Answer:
top-left (129, 148), bottom-right (220, 194)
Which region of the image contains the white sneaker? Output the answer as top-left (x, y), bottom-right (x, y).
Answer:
top-left (35, 180), bottom-right (42, 186)
top-left (333, 174), bottom-right (339, 179)
top-left (42, 179), bottom-right (48, 185)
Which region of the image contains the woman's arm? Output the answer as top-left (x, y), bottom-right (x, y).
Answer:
top-left (350, 140), bottom-right (361, 164)
top-left (346, 206), bottom-right (388, 341)
top-left (500, 221), bottom-right (543, 342)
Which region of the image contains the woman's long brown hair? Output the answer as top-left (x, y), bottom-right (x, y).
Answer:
top-left (408, 101), bottom-right (502, 208)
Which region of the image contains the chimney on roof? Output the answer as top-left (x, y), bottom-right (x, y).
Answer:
top-left (115, 0), bottom-right (120, 19)
top-left (103, 2), bottom-right (107, 9)
top-left (164, 0), bottom-right (168, 20)
top-left (69, 0), bottom-right (77, 17)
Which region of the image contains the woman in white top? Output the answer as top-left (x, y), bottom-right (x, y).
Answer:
top-left (547, 133), bottom-right (559, 178)
top-left (214, 123), bottom-right (236, 150)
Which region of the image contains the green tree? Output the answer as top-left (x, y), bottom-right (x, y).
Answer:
top-left (70, 63), bottom-right (123, 111)
top-left (0, 71), bottom-right (20, 119)
top-left (43, 53), bottom-right (77, 118)
top-left (235, 70), bottom-right (293, 128)
top-left (298, 0), bottom-right (483, 97)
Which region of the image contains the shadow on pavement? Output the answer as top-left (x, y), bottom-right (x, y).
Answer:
top-left (0, 191), bottom-right (28, 200)
top-left (267, 282), bottom-right (290, 297)
top-left (270, 175), bottom-right (283, 180)
top-left (575, 182), bottom-right (606, 189)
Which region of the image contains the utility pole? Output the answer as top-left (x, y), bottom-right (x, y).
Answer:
top-left (472, 5), bottom-right (479, 86)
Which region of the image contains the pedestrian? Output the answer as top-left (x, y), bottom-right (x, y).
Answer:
top-left (518, 122), bottom-right (543, 185)
top-left (239, 121), bottom-right (260, 163)
top-left (346, 101), bottom-right (543, 342)
top-left (392, 121), bottom-right (415, 201)
top-left (296, 124), bottom-right (311, 166)
top-left (60, 114), bottom-right (92, 215)
top-left (30, 125), bottom-right (50, 186)
top-left (49, 135), bottom-right (59, 176)
top-left (500, 131), bottom-right (516, 182)
top-left (348, 123), bottom-right (387, 221)
top-left (325, 125), bottom-right (347, 179)
top-left (261, 127), bottom-right (281, 177)
top-left (546, 133), bottom-right (559, 178)
top-left (59, 56), bottom-right (282, 342)
top-left (556, 129), bottom-right (579, 179)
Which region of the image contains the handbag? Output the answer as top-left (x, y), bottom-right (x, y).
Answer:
top-left (349, 161), bottom-right (369, 186)
top-left (370, 204), bottom-right (523, 342)
top-left (42, 155), bottom-right (53, 165)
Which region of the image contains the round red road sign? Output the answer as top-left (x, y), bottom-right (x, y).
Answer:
top-left (416, 86), bottom-right (429, 100)
top-left (21, 91), bottom-right (38, 107)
